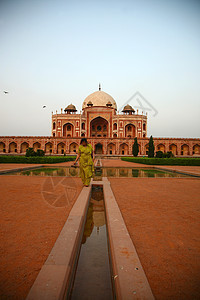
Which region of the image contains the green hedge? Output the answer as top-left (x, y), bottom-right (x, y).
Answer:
top-left (0, 155), bottom-right (76, 164)
top-left (121, 157), bottom-right (200, 166)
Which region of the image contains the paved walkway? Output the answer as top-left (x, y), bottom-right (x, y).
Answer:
top-left (0, 162), bottom-right (74, 171)
top-left (101, 158), bottom-right (149, 168)
top-left (155, 165), bottom-right (200, 176)
top-left (0, 175), bottom-right (82, 299)
top-left (0, 164), bottom-right (43, 171)
top-left (109, 177), bottom-right (200, 300)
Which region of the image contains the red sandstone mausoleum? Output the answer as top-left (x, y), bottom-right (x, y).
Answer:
top-left (0, 86), bottom-right (199, 156)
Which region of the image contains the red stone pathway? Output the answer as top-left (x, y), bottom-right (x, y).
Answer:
top-left (109, 177), bottom-right (200, 300)
top-left (156, 165), bottom-right (200, 176)
top-left (0, 175), bottom-right (82, 299)
top-left (0, 163), bottom-right (43, 171)
top-left (101, 158), bottom-right (149, 168)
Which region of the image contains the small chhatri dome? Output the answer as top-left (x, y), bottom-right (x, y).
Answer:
top-left (122, 104), bottom-right (135, 113)
top-left (106, 101), bottom-right (112, 107)
top-left (64, 104), bottom-right (77, 112)
top-left (87, 100), bottom-right (93, 107)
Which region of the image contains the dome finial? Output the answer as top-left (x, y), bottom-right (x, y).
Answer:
top-left (99, 83), bottom-right (101, 91)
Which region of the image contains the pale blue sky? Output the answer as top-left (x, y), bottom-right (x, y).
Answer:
top-left (0, 0), bottom-right (199, 137)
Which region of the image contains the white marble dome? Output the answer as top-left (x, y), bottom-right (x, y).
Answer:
top-left (82, 90), bottom-right (117, 110)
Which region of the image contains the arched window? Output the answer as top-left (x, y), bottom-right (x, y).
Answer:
top-left (143, 123), bottom-right (146, 131)
top-left (53, 122), bottom-right (56, 130)
top-left (81, 133), bottom-right (85, 137)
top-left (81, 123), bottom-right (85, 130)
top-left (113, 133), bottom-right (117, 138)
top-left (63, 123), bottom-right (73, 137)
top-left (113, 123), bottom-right (117, 130)
top-left (125, 124), bottom-right (135, 138)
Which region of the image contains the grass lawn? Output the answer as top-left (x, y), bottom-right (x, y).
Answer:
top-left (121, 157), bottom-right (200, 166)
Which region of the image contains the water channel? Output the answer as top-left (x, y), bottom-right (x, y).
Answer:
top-left (68, 185), bottom-right (113, 300)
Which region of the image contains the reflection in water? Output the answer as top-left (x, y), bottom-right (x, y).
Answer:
top-left (70, 186), bottom-right (113, 300)
top-left (81, 204), bottom-right (94, 244)
top-left (102, 168), bottom-right (189, 178)
top-left (4, 167), bottom-right (190, 178)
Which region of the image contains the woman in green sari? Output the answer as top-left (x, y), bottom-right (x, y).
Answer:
top-left (73, 138), bottom-right (95, 187)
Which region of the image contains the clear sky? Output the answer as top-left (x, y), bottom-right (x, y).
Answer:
top-left (0, 0), bottom-right (199, 138)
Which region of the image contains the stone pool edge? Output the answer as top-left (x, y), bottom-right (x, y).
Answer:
top-left (102, 177), bottom-right (155, 300)
top-left (26, 185), bottom-right (91, 300)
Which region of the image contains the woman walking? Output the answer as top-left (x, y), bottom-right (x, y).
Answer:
top-left (73, 138), bottom-right (94, 187)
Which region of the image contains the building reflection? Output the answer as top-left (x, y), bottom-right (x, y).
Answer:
top-left (82, 186), bottom-right (105, 244)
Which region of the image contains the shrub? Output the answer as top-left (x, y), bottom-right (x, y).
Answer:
top-left (166, 151), bottom-right (174, 158)
top-left (162, 151), bottom-right (174, 158)
top-left (121, 157), bottom-right (200, 166)
top-left (156, 151), bottom-right (174, 158)
top-left (0, 155), bottom-right (76, 164)
top-left (36, 149), bottom-right (45, 156)
top-left (25, 147), bottom-right (35, 157)
top-left (26, 147), bottom-right (45, 157)
top-left (155, 151), bottom-right (163, 158)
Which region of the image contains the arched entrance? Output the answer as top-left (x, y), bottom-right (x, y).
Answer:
top-left (0, 142), bottom-right (6, 153)
top-left (57, 142), bottom-right (66, 154)
top-left (9, 142), bottom-right (17, 153)
top-left (45, 142), bottom-right (53, 154)
top-left (69, 142), bottom-right (79, 154)
top-left (95, 143), bottom-right (103, 154)
top-left (33, 142), bottom-right (41, 151)
top-left (181, 144), bottom-right (189, 155)
top-left (119, 143), bottom-right (128, 155)
top-left (169, 144), bottom-right (177, 155)
top-left (90, 117), bottom-right (108, 138)
top-left (193, 144), bottom-right (200, 155)
top-left (21, 142), bottom-right (29, 153)
top-left (145, 144), bottom-right (149, 155)
top-left (107, 143), bottom-right (116, 155)
top-left (157, 144), bottom-right (165, 152)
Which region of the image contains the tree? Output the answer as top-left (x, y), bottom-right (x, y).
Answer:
top-left (132, 137), bottom-right (139, 157)
top-left (148, 135), bottom-right (154, 157)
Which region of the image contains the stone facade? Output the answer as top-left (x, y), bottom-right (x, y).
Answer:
top-left (0, 136), bottom-right (200, 156)
top-left (0, 88), bottom-right (199, 156)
